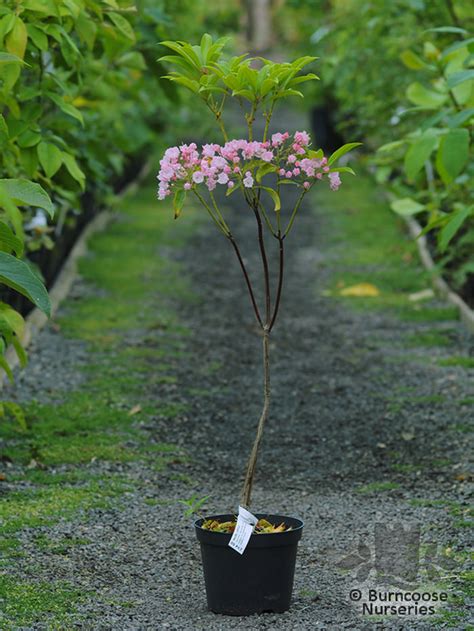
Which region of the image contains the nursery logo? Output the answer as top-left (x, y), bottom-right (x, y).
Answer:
top-left (337, 520), bottom-right (456, 590)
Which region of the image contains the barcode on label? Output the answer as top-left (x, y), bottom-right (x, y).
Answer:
top-left (228, 506), bottom-right (258, 555)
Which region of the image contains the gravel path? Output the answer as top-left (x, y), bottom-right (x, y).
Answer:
top-left (3, 110), bottom-right (472, 630)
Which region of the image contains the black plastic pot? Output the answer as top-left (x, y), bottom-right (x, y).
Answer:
top-left (194, 513), bottom-right (304, 616)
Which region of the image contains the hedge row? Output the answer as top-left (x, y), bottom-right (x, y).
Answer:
top-left (277, 0), bottom-right (473, 304)
top-left (0, 0), bottom-right (239, 391)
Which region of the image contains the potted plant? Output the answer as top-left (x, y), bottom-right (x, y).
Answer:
top-left (157, 34), bottom-right (359, 616)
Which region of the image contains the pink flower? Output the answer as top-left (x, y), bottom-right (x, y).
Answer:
top-left (156, 133), bottom-right (331, 207)
top-left (294, 131), bottom-right (310, 146)
top-left (271, 133), bottom-right (284, 147)
top-left (329, 172), bottom-right (341, 191)
top-left (207, 177), bottom-right (217, 191)
top-left (164, 146), bottom-right (180, 160)
top-left (202, 144), bottom-right (217, 157)
top-left (243, 172), bottom-right (254, 188)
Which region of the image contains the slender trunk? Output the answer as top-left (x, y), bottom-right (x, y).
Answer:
top-left (240, 328), bottom-right (270, 508)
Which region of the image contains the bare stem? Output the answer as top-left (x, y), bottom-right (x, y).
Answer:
top-left (269, 233), bottom-right (284, 331)
top-left (262, 100), bottom-right (275, 143)
top-left (283, 189), bottom-right (306, 238)
top-left (253, 204), bottom-right (271, 323)
top-left (228, 235), bottom-right (263, 328)
top-left (240, 328), bottom-right (270, 508)
top-left (193, 190), bottom-right (229, 236)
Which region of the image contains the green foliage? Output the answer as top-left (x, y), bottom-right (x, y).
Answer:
top-left (0, 1), bottom-right (240, 384)
top-left (178, 494), bottom-right (211, 518)
top-left (160, 34), bottom-right (318, 140)
top-left (376, 28), bottom-right (473, 293)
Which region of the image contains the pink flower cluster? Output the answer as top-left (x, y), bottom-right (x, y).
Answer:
top-left (157, 131), bottom-right (341, 200)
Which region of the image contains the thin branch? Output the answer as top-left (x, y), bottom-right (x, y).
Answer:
top-left (253, 203), bottom-right (271, 324)
top-left (228, 235), bottom-right (263, 327)
top-left (283, 189), bottom-right (306, 238)
top-left (240, 328), bottom-right (270, 508)
top-left (269, 233), bottom-right (284, 331)
top-left (193, 190), bottom-right (229, 236)
top-left (209, 190), bottom-right (231, 233)
top-left (256, 197), bottom-right (277, 236)
top-left (262, 100), bottom-right (276, 143)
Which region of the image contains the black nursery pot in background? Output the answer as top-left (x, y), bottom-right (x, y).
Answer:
top-left (194, 513), bottom-right (304, 616)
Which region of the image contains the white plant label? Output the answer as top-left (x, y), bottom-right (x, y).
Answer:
top-left (228, 506), bottom-right (258, 555)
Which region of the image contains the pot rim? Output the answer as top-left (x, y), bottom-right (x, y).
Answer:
top-left (194, 512), bottom-right (304, 535)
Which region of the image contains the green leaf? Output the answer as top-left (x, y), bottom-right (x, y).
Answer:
top-left (438, 206), bottom-right (472, 252)
top-left (0, 252), bottom-right (50, 315)
top-left (119, 51), bottom-right (146, 70)
top-left (406, 82), bottom-right (447, 108)
top-left (27, 24), bottom-right (48, 51)
top-left (441, 37), bottom-right (474, 58)
top-left (0, 115), bottom-right (8, 142)
top-left (256, 163), bottom-right (278, 183)
top-left (436, 129), bottom-right (469, 184)
top-left (173, 189), bottom-right (186, 219)
top-left (5, 16), bottom-right (27, 59)
top-left (37, 142), bottom-right (63, 178)
top-left (17, 129), bottom-right (41, 148)
top-left (329, 166), bottom-right (355, 175)
top-left (226, 183), bottom-right (240, 196)
top-left (61, 153), bottom-right (85, 189)
top-left (390, 198), bottom-right (426, 216)
top-left (47, 93), bottom-right (84, 126)
top-left (258, 186), bottom-right (281, 212)
top-left (425, 26), bottom-right (468, 34)
top-left (404, 133), bottom-right (438, 180)
top-left (448, 108), bottom-right (474, 128)
top-left (328, 143), bottom-right (362, 166)
top-left (0, 52), bottom-right (25, 65)
top-left (377, 140), bottom-right (406, 153)
top-left (400, 50), bottom-right (428, 70)
top-left (11, 335), bottom-right (27, 368)
top-left (0, 221), bottom-right (23, 256)
top-left (0, 302), bottom-right (25, 337)
top-left (0, 356), bottom-right (13, 383)
top-left (0, 13), bottom-right (16, 42)
top-left (446, 70), bottom-right (474, 89)
top-left (22, 0), bottom-right (59, 15)
top-left (0, 179), bottom-right (54, 217)
top-left (75, 13), bottom-right (97, 50)
top-left (108, 12), bottom-right (135, 41)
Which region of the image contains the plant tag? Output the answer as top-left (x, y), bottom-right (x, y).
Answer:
top-left (228, 506), bottom-right (258, 555)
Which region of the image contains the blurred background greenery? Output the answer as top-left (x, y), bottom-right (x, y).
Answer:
top-left (0, 0), bottom-right (472, 386)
